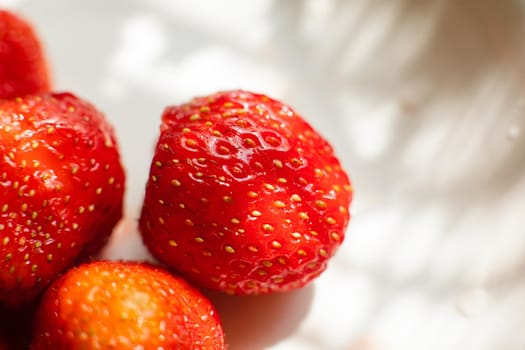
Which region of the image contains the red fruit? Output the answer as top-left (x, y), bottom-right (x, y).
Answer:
top-left (30, 261), bottom-right (225, 350)
top-left (140, 90), bottom-right (352, 295)
top-left (0, 10), bottom-right (51, 99)
top-left (0, 92), bottom-right (125, 307)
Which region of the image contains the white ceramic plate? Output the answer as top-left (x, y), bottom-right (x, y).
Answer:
top-left (8, 1), bottom-right (525, 349)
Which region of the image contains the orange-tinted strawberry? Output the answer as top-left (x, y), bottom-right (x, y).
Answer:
top-left (140, 90), bottom-right (352, 295)
top-left (30, 261), bottom-right (225, 350)
top-left (0, 92), bottom-right (125, 307)
top-left (0, 10), bottom-right (51, 99)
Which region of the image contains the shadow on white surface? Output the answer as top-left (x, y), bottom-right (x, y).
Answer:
top-left (99, 215), bottom-right (155, 262)
top-left (207, 286), bottom-right (315, 350)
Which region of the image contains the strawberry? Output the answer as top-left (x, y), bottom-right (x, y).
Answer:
top-left (0, 10), bottom-right (51, 99)
top-left (0, 92), bottom-right (125, 307)
top-left (139, 90), bottom-right (352, 295)
top-left (30, 261), bottom-right (225, 350)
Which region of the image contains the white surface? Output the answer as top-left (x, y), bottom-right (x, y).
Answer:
top-left (3, 0), bottom-right (525, 349)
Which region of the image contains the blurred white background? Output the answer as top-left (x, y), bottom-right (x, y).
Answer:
top-left (2, 0), bottom-right (525, 349)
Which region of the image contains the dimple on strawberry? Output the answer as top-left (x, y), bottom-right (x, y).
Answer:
top-left (0, 10), bottom-right (51, 99)
top-left (0, 92), bottom-right (125, 307)
top-left (30, 261), bottom-right (225, 350)
top-left (140, 90), bottom-right (352, 295)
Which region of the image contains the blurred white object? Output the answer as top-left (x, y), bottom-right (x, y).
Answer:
top-left (456, 287), bottom-right (490, 318)
top-left (7, 0), bottom-right (525, 349)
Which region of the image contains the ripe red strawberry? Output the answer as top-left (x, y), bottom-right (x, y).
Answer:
top-left (0, 10), bottom-right (51, 99)
top-left (30, 261), bottom-right (225, 350)
top-left (140, 90), bottom-right (352, 295)
top-left (0, 92), bottom-right (125, 307)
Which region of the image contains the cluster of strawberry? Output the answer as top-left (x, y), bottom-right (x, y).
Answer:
top-left (0, 9), bottom-right (353, 350)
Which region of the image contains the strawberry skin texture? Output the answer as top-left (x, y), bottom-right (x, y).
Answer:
top-left (0, 10), bottom-right (51, 99)
top-left (30, 261), bottom-right (225, 350)
top-left (140, 90), bottom-right (352, 295)
top-left (0, 92), bottom-right (125, 307)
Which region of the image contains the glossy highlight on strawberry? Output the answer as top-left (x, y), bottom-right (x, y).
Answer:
top-left (0, 92), bottom-right (125, 307)
top-left (30, 261), bottom-right (225, 350)
top-left (140, 90), bottom-right (352, 295)
top-left (0, 10), bottom-right (51, 99)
